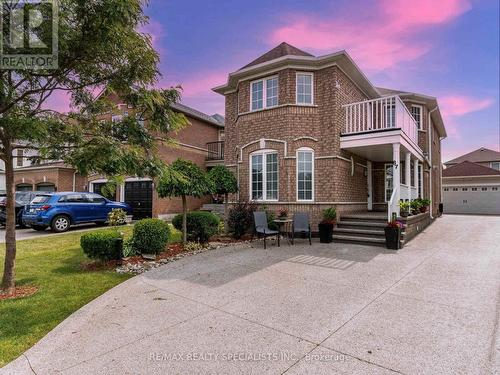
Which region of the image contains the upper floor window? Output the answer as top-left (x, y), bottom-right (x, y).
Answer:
top-left (411, 105), bottom-right (423, 130)
top-left (490, 162), bottom-right (500, 170)
top-left (251, 76), bottom-right (279, 111)
top-left (16, 149), bottom-right (24, 167)
top-left (296, 73), bottom-right (313, 105)
top-left (297, 148), bottom-right (314, 201)
top-left (250, 151), bottom-right (278, 201)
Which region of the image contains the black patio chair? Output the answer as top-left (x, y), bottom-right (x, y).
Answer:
top-left (292, 212), bottom-right (312, 245)
top-left (253, 211), bottom-right (280, 249)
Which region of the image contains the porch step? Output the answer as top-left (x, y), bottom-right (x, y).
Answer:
top-left (337, 220), bottom-right (387, 228)
top-left (333, 227), bottom-right (385, 238)
top-left (341, 214), bottom-right (387, 221)
top-left (332, 234), bottom-right (386, 245)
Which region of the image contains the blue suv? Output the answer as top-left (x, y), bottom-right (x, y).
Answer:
top-left (22, 192), bottom-right (132, 233)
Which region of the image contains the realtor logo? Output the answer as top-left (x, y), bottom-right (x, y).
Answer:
top-left (0, 0), bottom-right (58, 69)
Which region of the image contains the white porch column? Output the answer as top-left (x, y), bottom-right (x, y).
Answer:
top-left (414, 159), bottom-right (419, 199)
top-left (367, 161), bottom-right (373, 211)
top-left (392, 143), bottom-right (401, 218)
top-left (405, 152), bottom-right (411, 201)
top-left (119, 183), bottom-right (125, 202)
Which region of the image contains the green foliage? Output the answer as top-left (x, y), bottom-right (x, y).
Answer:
top-left (184, 241), bottom-right (206, 253)
top-left (228, 201), bottom-right (257, 239)
top-left (322, 207), bottom-right (337, 222)
top-left (132, 219), bottom-right (170, 255)
top-left (399, 201), bottom-right (411, 212)
top-left (172, 211), bottom-right (220, 243)
top-left (207, 165), bottom-right (238, 195)
top-left (80, 231), bottom-right (123, 261)
top-left (122, 237), bottom-right (137, 257)
top-left (107, 209), bottom-right (127, 226)
top-left (157, 159), bottom-right (214, 199)
top-left (410, 200), bottom-right (421, 212)
top-left (419, 198), bottom-right (431, 207)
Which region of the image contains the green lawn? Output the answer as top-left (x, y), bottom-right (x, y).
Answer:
top-left (0, 224), bottom-right (181, 368)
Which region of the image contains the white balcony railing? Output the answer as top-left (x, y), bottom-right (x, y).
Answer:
top-left (342, 96), bottom-right (419, 145)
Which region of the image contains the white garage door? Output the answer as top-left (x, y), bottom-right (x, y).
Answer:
top-left (443, 186), bottom-right (500, 215)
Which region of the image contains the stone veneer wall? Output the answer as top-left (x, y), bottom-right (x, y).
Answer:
top-left (400, 212), bottom-right (432, 244)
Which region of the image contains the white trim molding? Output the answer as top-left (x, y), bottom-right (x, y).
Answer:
top-left (296, 147), bottom-right (315, 202)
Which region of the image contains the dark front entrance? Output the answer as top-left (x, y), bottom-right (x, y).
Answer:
top-left (124, 181), bottom-right (153, 219)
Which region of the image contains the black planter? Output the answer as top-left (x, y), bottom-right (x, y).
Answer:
top-left (384, 227), bottom-right (401, 250)
top-left (318, 222), bottom-right (334, 243)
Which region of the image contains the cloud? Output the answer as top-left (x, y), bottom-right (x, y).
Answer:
top-left (439, 94), bottom-right (495, 137)
top-left (139, 18), bottom-right (166, 57)
top-left (269, 0), bottom-right (471, 71)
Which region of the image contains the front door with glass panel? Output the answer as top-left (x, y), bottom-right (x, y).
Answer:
top-left (385, 163), bottom-right (393, 202)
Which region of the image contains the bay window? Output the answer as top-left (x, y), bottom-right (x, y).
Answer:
top-left (297, 148), bottom-right (314, 201)
top-left (251, 76), bottom-right (279, 111)
top-left (251, 151), bottom-right (278, 201)
top-left (296, 73), bottom-right (313, 105)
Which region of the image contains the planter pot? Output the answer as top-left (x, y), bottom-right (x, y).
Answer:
top-left (400, 210), bottom-right (410, 218)
top-left (318, 222), bottom-right (334, 243)
top-left (384, 227), bottom-right (401, 250)
top-left (125, 215), bottom-right (133, 224)
top-left (419, 206), bottom-right (428, 213)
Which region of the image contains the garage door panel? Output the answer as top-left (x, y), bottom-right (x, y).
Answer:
top-left (125, 181), bottom-right (153, 219)
top-left (443, 187), bottom-right (500, 215)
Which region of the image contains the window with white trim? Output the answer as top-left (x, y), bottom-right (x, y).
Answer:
top-left (297, 148), bottom-right (314, 201)
top-left (250, 151), bottom-right (278, 201)
top-left (411, 105), bottom-right (423, 130)
top-left (296, 73), bottom-right (313, 105)
top-left (490, 162), bottom-right (500, 170)
top-left (251, 76), bottom-right (279, 111)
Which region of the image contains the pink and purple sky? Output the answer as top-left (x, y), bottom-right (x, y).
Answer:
top-left (48, 0), bottom-right (500, 162)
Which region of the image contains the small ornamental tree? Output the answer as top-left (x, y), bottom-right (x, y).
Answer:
top-left (207, 165), bottom-right (238, 233)
top-left (157, 159), bottom-right (214, 243)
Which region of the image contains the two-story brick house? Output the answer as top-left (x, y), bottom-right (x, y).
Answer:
top-left (7, 92), bottom-right (225, 219)
top-left (213, 42), bottom-right (446, 236)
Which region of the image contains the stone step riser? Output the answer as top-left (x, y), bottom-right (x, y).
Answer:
top-left (333, 229), bottom-right (385, 239)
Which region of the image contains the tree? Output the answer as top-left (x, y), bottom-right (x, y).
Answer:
top-left (0, 0), bottom-right (187, 293)
top-left (157, 159), bottom-right (214, 243)
top-left (207, 165), bottom-right (238, 233)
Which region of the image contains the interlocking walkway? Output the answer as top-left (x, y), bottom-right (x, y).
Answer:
top-left (2, 215), bottom-right (499, 374)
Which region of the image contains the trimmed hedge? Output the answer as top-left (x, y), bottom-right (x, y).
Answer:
top-left (81, 230), bottom-right (123, 261)
top-left (132, 218), bottom-right (170, 255)
top-left (172, 211), bottom-right (220, 243)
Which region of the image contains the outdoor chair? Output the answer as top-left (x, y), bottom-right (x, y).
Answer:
top-left (253, 211), bottom-right (280, 249)
top-left (291, 212), bottom-right (312, 245)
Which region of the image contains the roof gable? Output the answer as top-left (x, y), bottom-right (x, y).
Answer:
top-left (443, 161), bottom-right (500, 177)
top-left (445, 147), bottom-right (500, 165)
top-left (240, 42), bottom-right (313, 70)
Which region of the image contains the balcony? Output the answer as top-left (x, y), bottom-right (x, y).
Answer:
top-left (340, 96), bottom-right (422, 162)
top-left (206, 141), bottom-right (224, 165)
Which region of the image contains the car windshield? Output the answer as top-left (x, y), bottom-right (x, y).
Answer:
top-left (31, 195), bottom-right (51, 204)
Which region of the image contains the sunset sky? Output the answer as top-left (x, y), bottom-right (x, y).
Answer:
top-left (50, 0), bottom-right (500, 162)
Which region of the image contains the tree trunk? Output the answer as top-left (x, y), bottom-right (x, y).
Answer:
top-left (1, 146), bottom-right (17, 294)
top-left (224, 193), bottom-right (229, 234)
top-left (181, 195), bottom-right (187, 244)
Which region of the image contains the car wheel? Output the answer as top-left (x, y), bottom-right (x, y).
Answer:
top-left (32, 225), bottom-right (48, 231)
top-left (51, 215), bottom-right (71, 233)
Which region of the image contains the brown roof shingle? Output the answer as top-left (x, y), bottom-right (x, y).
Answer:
top-left (240, 42), bottom-right (313, 70)
top-left (445, 147), bottom-right (500, 165)
top-left (442, 161), bottom-right (500, 177)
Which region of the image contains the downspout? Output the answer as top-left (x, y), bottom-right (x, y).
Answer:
top-left (72, 171), bottom-right (77, 192)
top-left (428, 107), bottom-right (438, 219)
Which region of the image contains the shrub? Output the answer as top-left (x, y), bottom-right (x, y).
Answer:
top-left (322, 207), bottom-right (337, 223)
top-left (172, 211), bottom-right (220, 243)
top-left (228, 201), bottom-right (257, 239)
top-left (107, 208), bottom-right (127, 226)
top-left (132, 218), bottom-right (170, 254)
top-left (184, 241), bottom-right (206, 252)
top-left (81, 230), bottom-right (123, 261)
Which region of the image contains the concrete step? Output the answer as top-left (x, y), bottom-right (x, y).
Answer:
top-left (341, 214), bottom-right (387, 221)
top-left (333, 234), bottom-right (386, 245)
top-left (333, 227), bottom-right (385, 238)
top-left (337, 220), bottom-right (387, 228)
top-left (200, 204), bottom-right (225, 214)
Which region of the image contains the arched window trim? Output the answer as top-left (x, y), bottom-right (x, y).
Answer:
top-left (296, 147), bottom-right (315, 202)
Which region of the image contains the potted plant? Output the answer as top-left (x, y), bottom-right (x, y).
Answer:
top-left (419, 198), bottom-right (431, 213)
top-left (277, 208), bottom-right (288, 219)
top-left (399, 201), bottom-right (411, 217)
top-left (410, 199), bottom-right (421, 215)
top-left (384, 220), bottom-right (404, 250)
top-left (318, 207), bottom-right (336, 243)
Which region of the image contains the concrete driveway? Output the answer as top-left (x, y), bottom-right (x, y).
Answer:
top-left (2, 215), bottom-right (499, 374)
top-left (0, 224), bottom-right (118, 243)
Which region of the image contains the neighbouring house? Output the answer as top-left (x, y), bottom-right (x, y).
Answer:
top-left (442, 148), bottom-right (500, 215)
top-left (7, 93), bottom-right (225, 219)
top-left (213, 42), bottom-right (447, 242)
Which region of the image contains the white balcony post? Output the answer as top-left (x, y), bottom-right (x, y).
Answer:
top-left (414, 159), bottom-right (419, 199)
top-left (367, 161), bottom-right (373, 211)
top-left (405, 152), bottom-right (411, 202)
top-left (392, 143), bottom-right (401, 217)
